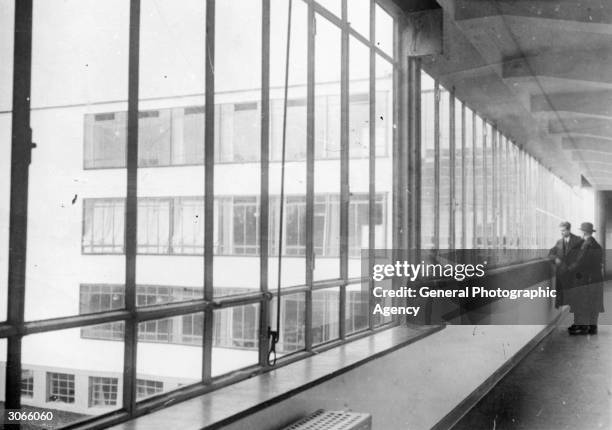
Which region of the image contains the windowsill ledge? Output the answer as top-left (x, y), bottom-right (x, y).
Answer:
top-left (108, 324), bottom-right (444, 430)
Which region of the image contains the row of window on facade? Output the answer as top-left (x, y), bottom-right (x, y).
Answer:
top-left (82, 194), bottom-right (386, 257)
top-left (21, 370), bottom-right (163, 406)
top-left (80, 284), bottom-right (372, 353)
top-left (84, 93), bottom-right (389, 169)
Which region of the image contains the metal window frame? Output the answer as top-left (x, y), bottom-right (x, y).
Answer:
top-left (504, 136), bottom-right (510, 248)
top-left (367, 0), bottom-right (377, 330)
top-left (460, 102), bottom-right (466, 249)
top-left (472, 111), bottom-right (477, 248)
top-left (491, 125), bottom-right (497, 248)
top-left (448, 89), bottom-right (456, 250)
top-left (481, 117), bottom-right (488, 248)
top-left (339, 0), bottom-right (349, 340)
top-left (390, 7), bottom-right (402, 323)
top-left (433, 81), bottom-right (440, 249)
top-left (3, 1), bottom-right (404, 428)
top-left (408, 59), bottom-right (420, 251)
top-left (5, 0), bottom-right (33, 411)
top-left (305, 0), bottom-right (315, 351)
top-left (259, 0), bottom-right (271, 369)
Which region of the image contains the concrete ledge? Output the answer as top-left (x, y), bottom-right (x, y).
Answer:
top-left (108, 325), bottom-right (443, 430)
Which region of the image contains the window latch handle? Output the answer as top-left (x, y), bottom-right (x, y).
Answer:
top-left (23, 127), bottom-right (35, 165)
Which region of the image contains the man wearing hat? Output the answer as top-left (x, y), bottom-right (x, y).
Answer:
top-left (566, 222), bottom-right (604, 335)
top-left (548, 221), bottom-right (583, 311)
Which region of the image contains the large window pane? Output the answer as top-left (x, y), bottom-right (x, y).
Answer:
top-left (420, 71), bottom-right (435, 248)
top-left (312, 287), bottom-right (340, 345)
top-left (22, 326), bottom-right (123, 423)
top-left (136, 0), bottom-right (206, 307)
top-left (464, 107), bottom-right (474, 248)
top-left (0, 0), bottom-right (13, 112)
top-left (348, 37), bottom-right (370, 277)
top-left (0, 0), bottom-right (14, 322)
top-left (314, 15), bottom-right (341, 281)
top-left (137, 314), bottom-right (202, 398)
top-left (485, 123), bottom-right (494, 248)
top-left (503, 137), bottom-right (512, 248)
top-left (317, 0), bottom-right (341, 17)
top-left (26, 0), bottom-right (129, 320)
top-left (375, 56), bottom-right (393, 252)
top-left (270, 293), bottom-right (306, 356)
top-left (509, 144), bottom-right (519, 247)
top-left (346, 283), bottom-right (369, 334)
top-left (213, 0), bottom-right (261, 297)
top-left (495, 130), bottom-right (504, 247)
top-left (375, 4), bottom-right (394, 56)
top-left (212, 304), bottom-right (260, 377)
top-left (439, 87), bottom-right (450, 249)
top-left (454, 99), bottom-right (463, 248)
top-left (268, 0), bottom-right (308, 289)
top-left (474, 115), bottom-right (485, 248)
top-left (348, 0), bottom-right (370, 39)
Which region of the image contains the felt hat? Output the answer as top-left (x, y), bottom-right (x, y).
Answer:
top-left (579, 222), bottom-right (595, 233)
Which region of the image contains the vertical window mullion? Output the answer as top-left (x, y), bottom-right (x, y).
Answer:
top-left (522, 151), bottom-right (527, 247)
top-left (410, 58), bottom-right (421, 251)
top-left (391, 15), bottom-right (401, 322)
top-left (433, 81), bottom-right (440, 249)
top-left (491, 125), bottom-right (499, 248)
top-left (505, 137), bottom-right (510, 248)
top-left (305, 0), bottom-right (315, 350)
top-left (482, 119), bottom-right (487, 248)
top-left (519, 149), bottom-right (523, 246)
top-left (494, 133), bottom-right (498, 246)
top-left (472, 112), bottom-right (477, 248)
top-left (122, 0), bottom-right (141, 415)
top-left (449, 90), bottom-right (455, 250)
top-left (461, 103), bottom-right (466, 248)
top-left (203, 0), bottom-right (215, 384)
top-left (498, 134), bottom-right (503, 246)
top-left (6, 0), bottom-right (33, 411)
top-left (339, 0), bottom-right (348, 340)
top-left (259, 0), bottom-right (269, 366)
top-left (367, 0), bottom-right (376, 331)
top-left (500, 131), bottom-right (505, 248)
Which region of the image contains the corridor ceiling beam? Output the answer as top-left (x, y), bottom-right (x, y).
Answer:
top-left (549, 117), bottom-right (612, 139)
top-left (502, 50), bottom-right (612, 85)
top-left (454, 0), bottom-right (612, 25)
top-left (532, 91), bottom-right (612, 117)
top-left (561, 137), bottom-right (612, 151)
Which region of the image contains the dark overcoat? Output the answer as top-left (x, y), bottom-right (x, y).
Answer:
top-left (548, 233), bottom-right (583, 307)
top-left (567, 236), bottom-right (604, 315)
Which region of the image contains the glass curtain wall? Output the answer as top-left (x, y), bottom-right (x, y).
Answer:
top-left (419, 69), bottom-right (591, 255)
top-left (1, 0), bottom-right (399, 425)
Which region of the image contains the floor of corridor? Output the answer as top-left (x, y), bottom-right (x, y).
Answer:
top-left (452, 301), bottom-right (612, 429)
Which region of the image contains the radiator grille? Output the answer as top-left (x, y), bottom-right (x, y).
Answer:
top-left (282, 409), bottom-right (371, 430)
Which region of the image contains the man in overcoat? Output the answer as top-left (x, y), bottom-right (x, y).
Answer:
top-left (548, 221), bottom-right (583, 312)
top-left (567, 222), bottom-right (604, 335)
